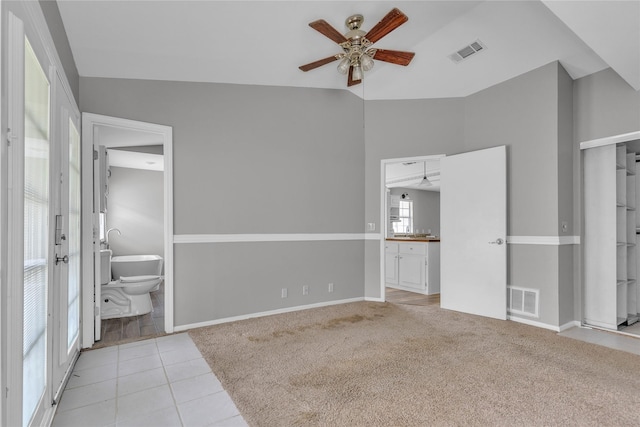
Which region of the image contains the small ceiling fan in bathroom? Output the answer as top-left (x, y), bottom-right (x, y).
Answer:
top-left (298, 8), bottom-right (416, 87)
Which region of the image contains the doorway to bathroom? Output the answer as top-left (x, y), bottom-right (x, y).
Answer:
top-left (81, 114), bottom-right (174, 348)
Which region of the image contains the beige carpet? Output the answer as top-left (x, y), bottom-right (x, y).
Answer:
top-left (189, 302), bottom-right (640, 426)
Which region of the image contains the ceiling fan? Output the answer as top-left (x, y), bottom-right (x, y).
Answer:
top-left (299, 8), bottom-right (415, 87)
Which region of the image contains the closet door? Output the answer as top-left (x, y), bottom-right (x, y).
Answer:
top-left (583, 145), bottom-right (618, 329)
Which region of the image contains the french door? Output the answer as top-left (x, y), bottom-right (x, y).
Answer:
top-left (50, 72), bottom-right (82, 404)
top-left (6, 11), bottom-right (81, 427)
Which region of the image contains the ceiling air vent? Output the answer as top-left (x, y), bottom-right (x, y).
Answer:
top-left (449, 39), bottom-right (487, 64)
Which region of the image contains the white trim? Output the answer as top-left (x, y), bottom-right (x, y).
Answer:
top-left (81, 114), bottom-right (175, 348)
top-left (507, 235), bottom-right (580, 245)
top-left (174, 233), bottom-right (373, 244)
top-left (22, 1), bottom-right (78, 114)
top-left (5, 12), bottom-right (25, 427)
top-left (558, 320), bottom-right (581, 332)
top-left (173, 297), bottom-right (364, 332)
top-left (365, 233), bottom-right (382, 240)
top-left (508, 315), bottom-right (561, 332)
top-left (365, 297), bottom-right (385, 302)
top-left (579, 131), bottom-right (640, 150)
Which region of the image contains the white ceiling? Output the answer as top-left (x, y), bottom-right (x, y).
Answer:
top-left (386, 159), bottom-right (441, 192)
top-left (96, 125), bottom-right (164, 171)
top-left (56, 1), bottom-right (639, 101)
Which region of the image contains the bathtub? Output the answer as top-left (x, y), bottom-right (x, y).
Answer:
top-left (111, 254), bottom-right (163, 278)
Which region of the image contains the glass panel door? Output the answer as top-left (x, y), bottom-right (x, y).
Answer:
top-left (22, 36), bottom-right (51, 427)
top-left (51, 71), bottom-right (81, 401)
top-left (67, 118), bottom-right (81, 350)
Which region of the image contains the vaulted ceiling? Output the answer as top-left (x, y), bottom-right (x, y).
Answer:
top-left (57, 1), bottom-right (639, 100)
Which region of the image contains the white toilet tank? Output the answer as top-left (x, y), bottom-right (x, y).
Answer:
top-left (100, 249), bottom-right (112, 285)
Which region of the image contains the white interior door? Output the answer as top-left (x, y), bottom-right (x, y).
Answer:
top-left (50, 72), bottom-right (81, 403)
top-left (440, 146), bottom-right (507, 320)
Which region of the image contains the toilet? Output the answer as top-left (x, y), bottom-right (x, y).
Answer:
top-left (100, 249), bottom-right (162, 320)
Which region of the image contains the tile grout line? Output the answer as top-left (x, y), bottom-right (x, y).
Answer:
top-left (158, 338), bottom-right (187, 427)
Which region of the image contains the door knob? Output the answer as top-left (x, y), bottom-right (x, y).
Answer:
top-left (488, 238), bottom-right (504, 245)
top-left (55, 255), bottom-right (69, 265)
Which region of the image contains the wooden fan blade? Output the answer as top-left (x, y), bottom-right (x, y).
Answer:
top-left (365, 8), bottom-right (408, 44)
top-left (373, 49), bottom-right (415, 66)
top-left (299, 55), bottom-right (339, 72)
top-left (309, 19), bottom-right (348, 44)
top-left (347, 66), bottom-right (362, 87)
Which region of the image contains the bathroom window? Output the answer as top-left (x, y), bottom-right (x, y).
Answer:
top-left (393, 200), bottom-right (413, 234)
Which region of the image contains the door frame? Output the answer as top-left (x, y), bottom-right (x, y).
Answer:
top-left (379, 154), bottom-right (445, 301)
top-left (81, 113), bottom-right (174, 348)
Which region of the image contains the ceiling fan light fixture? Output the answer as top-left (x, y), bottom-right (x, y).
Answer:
top-left (299, 8), bottom-right (414, 87)
top-left (361, 53), bottom-right (374, 71)
top-left (352, 64), bottom-right (363, 81)
top-left (337, 57), bottom-right (350, 74)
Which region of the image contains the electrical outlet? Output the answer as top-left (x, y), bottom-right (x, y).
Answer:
top-left (328, 283), bottom-right (334, 293)
top-left (367, 222), bottom-right (376, 231)
top-left (302, 285), bottom-right (309, 295)
top-left (281, 288), bottom-right (287, 298)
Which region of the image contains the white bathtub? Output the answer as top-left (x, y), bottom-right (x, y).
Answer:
top-left (111, 254), bottom-right (163, 278)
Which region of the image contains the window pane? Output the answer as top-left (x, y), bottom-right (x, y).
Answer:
top-left (68, 119), bottom-right (81, 348)
top-left (23, 37), bottom-right (50, 427)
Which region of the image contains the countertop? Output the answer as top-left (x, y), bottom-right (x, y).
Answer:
top-left (386, 238), bottom-right (441, 243)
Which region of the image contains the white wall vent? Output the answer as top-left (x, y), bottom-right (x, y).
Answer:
top-left (507, 286), bottom-right (539, 318)
top-left (449, 39), bottom-right (487, 63)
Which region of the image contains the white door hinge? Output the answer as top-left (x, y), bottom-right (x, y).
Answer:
top-left (94, 305), bottom-right (100, 316)
top-left (93, 150), bottom-right (98, 160)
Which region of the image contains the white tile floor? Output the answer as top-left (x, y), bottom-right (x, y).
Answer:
top-left (559, 325), bottom-right (640, 355)
top-left (52, 333), bottom-right (247, 427)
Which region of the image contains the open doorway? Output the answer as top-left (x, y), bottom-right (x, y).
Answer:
top-left (381, 155), bottom-right (443, 305)
top-left (81, 114), bottom-right (174, 348)
top-left (380, 147), bottom-right (508, 320)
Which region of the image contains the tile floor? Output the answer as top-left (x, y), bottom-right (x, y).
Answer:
top-left (99, 283), bottom-right (165, 347)
top-left (52, 333), bottom-right (247, 427)
top-left (559, 325), bottom-right (640, 356)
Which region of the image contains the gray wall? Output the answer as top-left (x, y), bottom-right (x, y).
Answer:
top-left (38, 0), bottom-right (79, 104)
top-left (365, 62), bottom-right (572, 327)
top-left (389, 188), bottom-right (440, 236)
top-left (106, 166), bottom-right (164, 260)
top-left (574, 68), bottom-right (640, 143)
top-left (78, 64), bottom-right (639, 329)
top-left (80, 78), bottom-right (365, 327)
top-left (364, 98), bottom-right (465, 297)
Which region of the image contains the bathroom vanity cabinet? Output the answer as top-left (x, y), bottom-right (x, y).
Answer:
top-left (385, 241), bottom-right (440, 295)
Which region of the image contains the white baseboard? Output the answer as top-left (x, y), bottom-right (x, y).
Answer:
top-left (174, 297), bottom-right (365, 332)
top-left (365, 297), bottom-right (385, 302)
top-left (508, 315), bottom-right (562, 332)
top-left (558, 320), bottom-right (581, 332)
